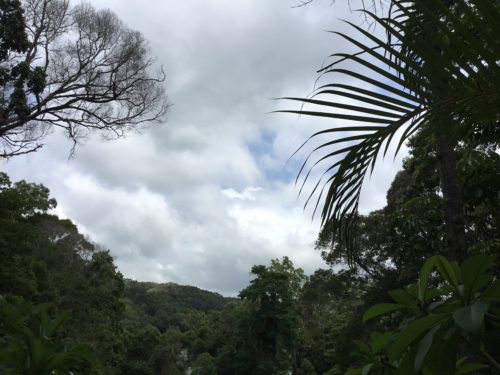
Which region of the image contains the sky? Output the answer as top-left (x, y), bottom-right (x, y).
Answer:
top-left (1, 0), bottom-right (405, 296)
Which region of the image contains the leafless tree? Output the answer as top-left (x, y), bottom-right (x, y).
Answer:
top-left (0, 0), bottom-right (169, 157)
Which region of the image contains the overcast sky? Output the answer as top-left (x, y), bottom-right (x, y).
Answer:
top-left (1, 0), bottom-right (405, 296)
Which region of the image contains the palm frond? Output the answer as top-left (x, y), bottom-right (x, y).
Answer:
top-left (277, 0), bottom-right (500, 262)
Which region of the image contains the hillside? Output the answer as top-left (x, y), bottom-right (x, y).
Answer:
top-left (122, 279), bottom-right (234, 332)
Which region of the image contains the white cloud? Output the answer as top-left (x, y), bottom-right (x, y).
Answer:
top-left (222, 187), bottom-right (262, 201)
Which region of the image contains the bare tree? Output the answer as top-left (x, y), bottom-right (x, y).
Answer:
top-left (0, 0), bottom-right (169, 157)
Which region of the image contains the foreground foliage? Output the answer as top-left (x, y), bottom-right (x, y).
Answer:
top-left (0, 297), bottom-right (94, 374)
top-left (351, 254), bottom-right (500, 374)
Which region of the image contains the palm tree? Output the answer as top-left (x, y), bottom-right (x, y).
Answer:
top-left (279, 0), bottom-right (500, 262)
top-left (0, 297), bottom-right (95, 374)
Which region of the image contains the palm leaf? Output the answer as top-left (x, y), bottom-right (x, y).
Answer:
top-left (277, 0), bottom-right (500, 261)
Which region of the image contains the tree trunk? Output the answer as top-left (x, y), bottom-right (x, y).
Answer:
top-left (435, 123), bottom-right (466, 262)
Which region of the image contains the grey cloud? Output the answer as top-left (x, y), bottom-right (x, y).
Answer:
top-left (1, 0), bottom-right (405, 295)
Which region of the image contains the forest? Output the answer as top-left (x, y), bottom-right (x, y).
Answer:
top-left (1, 0), bottom-right (499, 374)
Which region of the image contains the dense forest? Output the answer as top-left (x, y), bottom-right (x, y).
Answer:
top-left (1, 0), bottom-right (500, 374)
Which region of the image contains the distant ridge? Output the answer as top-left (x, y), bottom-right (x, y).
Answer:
top-left (121, 279), bottom-right (236, 332)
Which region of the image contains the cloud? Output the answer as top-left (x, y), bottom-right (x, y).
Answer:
top-left (1, 0), bottom-right (405, 295)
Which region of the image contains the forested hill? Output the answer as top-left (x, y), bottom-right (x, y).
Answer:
top-left (122, 279), bottom-right (234, 332)
top-left (0, 171), bottom-right (235, 373)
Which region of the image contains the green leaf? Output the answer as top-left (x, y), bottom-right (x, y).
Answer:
top-left (421, 324), bottom-right (459, 374)
top-left (414, 324), bottom-right (440, 370)
top-left (46, 310), bottom-right (70, 337)
top-left (460, 255), bottom-right (495, 284)
top-left (31, 337), bottom-right (50, 371)
top-left (363, 303), bottom-right (404, 322)
top-left (482, 280), bottom-right (500, 302)
top-left (353, 340), bottom-right (371, 355)
top-left (457, 362), bottom-right (489, 374)
top-left (316, 88), bottom-right (411, 113)
top-left (452, 301), bottom-right (488, 334)
top-left (388, 314), bottom-right (446, 362)
top-left (396, 349), bottom-right (419, 375)
top-left (455, 356), bottom-right (468, 368)
top-left (435, 256), bottom-right (460, 293)
top-left (345, 369), bottom-right (362, 375)
top-left (461, 255), bottom-right (495, 300)
top-left (361, 363), bottom-right (373, 375)
top-left (389, 289), bottom-right (418, 307)
top-left (276, 109), bottom-right (391, 123)
top-left (283, 97), bottom-right (402, 119)
top-left (418, 256), bottom-right (437, 302)
top-left (319, 83), bottom-right (418, 110)
top-left (280, 0), bottom-right (500, 262)
top-left (371, 331), bottom-right (392, 354)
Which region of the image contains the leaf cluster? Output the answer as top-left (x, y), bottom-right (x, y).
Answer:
top-left (351, 254), bottom-right (500, 374)
top-left (0, 296), bottom-right (95, 374)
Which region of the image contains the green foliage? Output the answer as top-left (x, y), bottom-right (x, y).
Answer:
top-left (297, 268), bottom-right (365, 374)
top-left (318, 128), bottom-right (499, 283)
top-left (0, 173), bottom-right (126, 374)
top-left (122, 279), bottom-right (230, 332)
top-left (0, 296), bottom-right (95, 374)
top-left (0, 0), bottom-right (29, 60)
top-left (270, 256), bottom-right (307, 299)
top-left (0, 143), bottom-right (498, 375)
top-left (311, 122), bottom-right (499, 374)
top-left (0, 1), bottom-right (47, 125)
top-left (168, 258), bottom-right (309, 375)
top-left (119, 325), bottom-right (162, 375)
top-left (238, 257), bottom-right (306, 374)
top-left (191, 352), bottom-right (217, 375)
top-left (0, 172), bottom-right (56, 218)
top-left (351, 254), bottom-right (500, 374)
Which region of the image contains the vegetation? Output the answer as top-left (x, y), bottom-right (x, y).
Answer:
top-left (0, 171), bottom-right (235, 374)
top-left (0, 297), bottom-right (95, 374)
top-left (279, 0), bottom-right (500, 263)
top-left (355, 254), bottom-right (500, 374)
top-left (1, 0), bottom-right (499, 374)
top-left (1, 146), bottom-right (498, 373)
top-left (280, 0), bottom-right (500, 373)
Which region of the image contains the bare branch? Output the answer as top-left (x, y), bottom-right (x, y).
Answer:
top-left (292, 0), bottom-right (314, 8)
top-left (0, 0), bottom-right (170, 157)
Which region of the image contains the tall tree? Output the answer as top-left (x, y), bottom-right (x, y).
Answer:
top-left (0, 1), bottom-right (29, 60)
top-left (238, 257), bottom-right (306, 374)
top-left (0, 0), bottom-right (169, 157)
